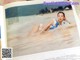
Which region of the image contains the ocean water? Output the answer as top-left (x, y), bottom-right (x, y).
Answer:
top-left (5, 3), bottom-right (66, 18)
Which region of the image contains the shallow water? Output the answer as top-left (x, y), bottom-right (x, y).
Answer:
top-left (7, 10), bottom-right (80, 57)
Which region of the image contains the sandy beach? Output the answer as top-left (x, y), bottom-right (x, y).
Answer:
top-left (7, 10), bottom-right (80, 57)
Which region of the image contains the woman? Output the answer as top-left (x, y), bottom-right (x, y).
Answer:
top-left (29, 12), bottom-right (71, 35)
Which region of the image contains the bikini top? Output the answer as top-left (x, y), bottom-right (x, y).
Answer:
top-left (50, 19), bottom-right (69, 30)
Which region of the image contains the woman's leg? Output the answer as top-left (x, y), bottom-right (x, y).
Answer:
top-left (66, 23), bottom-right (76, 29)
top-left (28, 24), bottom-right (40, 35)
top-left (29, 20), bottom-right (54, 35)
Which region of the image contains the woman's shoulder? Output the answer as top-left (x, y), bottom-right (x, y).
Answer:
top-left (52, 18), bottom-right (58, 25)
top-left (52, 18), bottom-right (58, 21)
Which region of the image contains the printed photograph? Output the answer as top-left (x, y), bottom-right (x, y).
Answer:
top-left (5, 0), bottom-right (80, 57)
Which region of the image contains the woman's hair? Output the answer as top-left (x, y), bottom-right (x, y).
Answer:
top-left (57, 12), bottom-right (66, 21)
top-left (57, 12), bottom-right (65, 17)
top-left (57, 12), bottom-right (71, 24)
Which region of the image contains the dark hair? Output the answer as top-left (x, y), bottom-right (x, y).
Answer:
top-left (57, 12), bottom-right (66, 20)
top-left (57, 12), bottom-right (65, 17)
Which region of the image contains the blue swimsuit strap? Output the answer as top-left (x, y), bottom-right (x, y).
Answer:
top-left (50, 21), bottom-right (59, 30)
top-left (55, 21), bottom-right (59, 27)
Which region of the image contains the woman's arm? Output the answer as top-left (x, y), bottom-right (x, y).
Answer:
top-left (66, 23), bottom-right (76, 29)
top-left (40, 20), bottom-right (54, 33)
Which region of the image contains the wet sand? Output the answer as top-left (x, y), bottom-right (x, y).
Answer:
top-left (7, 10), bottom-right (80, 57)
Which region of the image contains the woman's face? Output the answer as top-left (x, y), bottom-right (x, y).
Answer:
top-left (57, 13), bottom-right (65, 22)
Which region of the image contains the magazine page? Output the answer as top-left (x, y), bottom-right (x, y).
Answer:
top-left (0, 6), bottom-right (7, 60)
top-left (0, 0), bottom-right (8, 60)
top-left (2, 0), bottom-right (80, 60)
top-left (0, 5), bottom-right (1, 60)
top-left (73, 0), bottom-right (80, 18)
top-left (0, 19), bottom-right (1, 59)
top-left (0, 0), bottom-right (2, 59)
top-left (71, 0), bottom-right (80, 38)
top-left (0, 9), bottom-right (1, 59)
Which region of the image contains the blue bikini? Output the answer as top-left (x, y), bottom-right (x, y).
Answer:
top-left (50, 21), bottom-right (59, 30)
